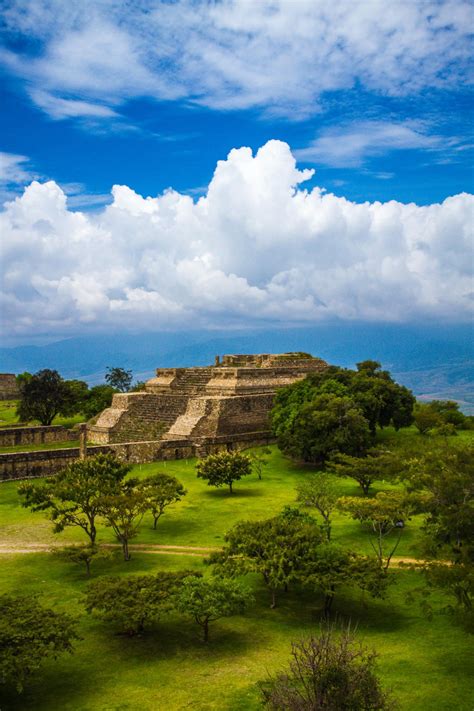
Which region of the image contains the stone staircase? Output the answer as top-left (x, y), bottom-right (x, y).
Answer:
top-left (163, 397), bottom-right (211, 440)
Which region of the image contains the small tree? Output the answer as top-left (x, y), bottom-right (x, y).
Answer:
top-left (0, 594), bottom-right (78, 693)
top-left (175, 576), bottom-right (253, 642)
top-left (105, 366), bottom-right (132, 393)
top-left (16, 368), bottom-right (76, 425)
top-left (19, 453), bottom-right (130, 545)
top-left (196, 451), bottom-right (252, 494)
top-left (296, 472), bottom-right (338, 540)
top-left (53, 544), bottom-right (111, 577)
top-left (85, 572), bottom-right (196, 635)
top-left (262, 624), bottom-right (394, 710)
top-left (250, 446), bottom-right (271, 480)
top-left (138, 473), bottom-right (187, 529)
top-left (327, 449), bottom-right (398, 496)
top-left (413, 404), bottom-right (443, 435)
top-left (99, 488), bottom-right (148, 560)
top-left (338, 492), bottom-right (417, 571)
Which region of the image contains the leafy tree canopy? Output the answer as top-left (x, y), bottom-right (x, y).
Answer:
top-left (196, 450), bottom-right (252, 494)
top-left (209, 507), bottom-right (324, 608)
top-left (138, 473), bottom-right (187, 529)
top-left (16, 368), bottom-right (77, 425)
top-left (105, 366), bottom-right (133, 392)
top-left (0, 594), bottom-right (78, 693)
top-left (327, 449), bottom-right (400, 496)
top-left (85, 572), bottom-right (197, 635)
top-left (271, 362), bottom-right (415, 463)
top-left (175, 576), bottom-right (253, 641)
top-left (18, 453), bottom-right (130, 545)
top-left (81, 384), bottom-right (116, 420)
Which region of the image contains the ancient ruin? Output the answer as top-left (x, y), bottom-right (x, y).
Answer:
top-left (88, 353), bottom-right (328, 456)
top-left (0, 374), bottom-right (19, 400)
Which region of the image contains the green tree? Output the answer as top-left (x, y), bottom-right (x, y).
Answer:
top-left (138, 473), bottom-right (187, 529)
top-left (338, 491), bottom-right (418, 570)
top-left (405, 445), bottom-right (474, 626)
top-left (250, 446), bottom-right (271, 480)
top-left (261, 624), bottom-right (394, 710)
top-left (85, 572), bottom-right (196, 635)
top-left (19, 453), bottom-right (130, 545)
top-left (413, 403), bottom-right (443, 435)
top-left (175, 576), bottom-right (253, 642)
top-left (327, 449), bottom-right (398, 496)
top-left (209, 508), bottom-right (324, 608)
top-left (53, 544), bottom-right (111, 577)
top-left (273, 393), bottom-right (371, 465)
top-left (105, 366), bottom-right (133, 392)
top-left (0, 594), bottom-right (78, 693)
top-left (196, 450), bottom-right (252, 494)
top-left (16, 368), bottom-right (76, 425)
top-left (296, 472), bottom-right (338, 540)
top-left (99, 487), bottom-right (148, 560)
top-left (81, 384), bottom-right (116, 420)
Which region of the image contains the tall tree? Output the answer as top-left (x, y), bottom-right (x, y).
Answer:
top-left (138, 473), bottom-right (187, 529)
top-left (0, 594), bottom-right (78, 693)
top-left (16, 368), bottom-right (76, 425)
top-left (19, 453), bottom-right (130, 545)
top-left (196, 451), bottom-right (252, 494)
top-left (105, 367), bottom-right (133, 393)
top-left (175, 577), bottom-right (253, 642)
top-left (273, 393), bottom-right (371, 465)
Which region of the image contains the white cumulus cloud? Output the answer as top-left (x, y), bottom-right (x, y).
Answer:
top-left (0, 140), bottom-right (472, 337)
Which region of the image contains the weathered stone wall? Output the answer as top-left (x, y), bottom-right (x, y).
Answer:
top-left (0, 425), bottom-right (78, 448)
top-left (0, 374), bottom-right (19, 400)
top-left (0, 439), bottom-right (195, 481)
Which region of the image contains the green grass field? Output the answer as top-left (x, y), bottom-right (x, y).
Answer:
top-left (0, 400), bottom-right (84, 429)
top-left (0, 430), bottom-right (473, 710)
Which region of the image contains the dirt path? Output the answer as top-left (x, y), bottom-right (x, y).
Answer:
top-left (0, 543), bottom-right (440, 565)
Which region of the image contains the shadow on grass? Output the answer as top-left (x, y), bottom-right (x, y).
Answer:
top-left (203, 487), bottom-right (265, 499)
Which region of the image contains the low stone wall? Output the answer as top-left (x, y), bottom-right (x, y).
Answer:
top-left (0, 438), bottom-right (196, 481)
top-left (0, 425), bottom-right (79, 448)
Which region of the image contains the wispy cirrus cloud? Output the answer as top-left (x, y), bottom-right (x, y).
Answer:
top-left (294, 120), bottom-right (452, 168)
top-left (1, 0), bottom-right (472, 123)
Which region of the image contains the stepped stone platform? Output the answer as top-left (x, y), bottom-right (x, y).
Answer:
top-left (88, 353), bottom-right (328, 456)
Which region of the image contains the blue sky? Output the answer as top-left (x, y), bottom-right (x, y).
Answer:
top-left (0, 0), bottom-right (473, 341)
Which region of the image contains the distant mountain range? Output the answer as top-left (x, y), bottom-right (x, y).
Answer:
top-left (1, 322), bottom-right (473, 412)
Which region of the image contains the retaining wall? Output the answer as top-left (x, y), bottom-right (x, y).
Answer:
top-left (0, 425), bottom-right (78, 448)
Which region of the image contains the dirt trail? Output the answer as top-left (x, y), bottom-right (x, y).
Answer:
top-left (0, 542), bottom-right (441, 565)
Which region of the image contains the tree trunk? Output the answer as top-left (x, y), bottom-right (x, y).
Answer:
top-left (203, 619), bottom-right (209, 642)
top-left (324, 586), bottom-right (335, 617)
top-left (85, 559), bottom-right (91, 577)
top-left (122, 538), bottom-right (130, 561)
top-left (153, 516), bottom-right (158, 530)
top-left (270, 588), bottom-right (277, 609)
top-left (229, 481), bottom-right (233, 494)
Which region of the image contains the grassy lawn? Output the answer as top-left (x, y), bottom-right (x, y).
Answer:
top-left (0, 430), bottom-right (472, 709)
top-left (0, 440), bottom-right (79, 454)
top-left (0, 400), bottom-right (84, 429)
